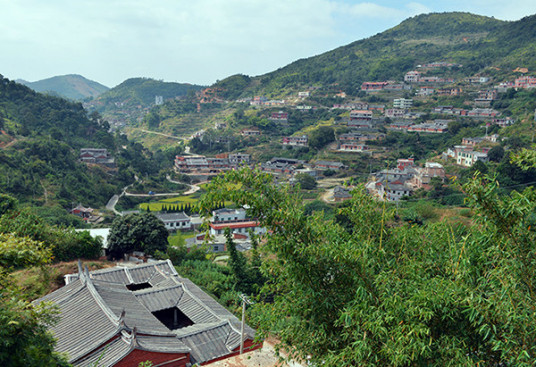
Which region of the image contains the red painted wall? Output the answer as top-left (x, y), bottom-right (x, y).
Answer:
top-left (201, 339), bottom-right (263, 365)
top-left (114, 349), bottom-right (189, 367)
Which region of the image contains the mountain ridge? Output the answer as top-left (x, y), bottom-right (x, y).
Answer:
top-left (18, 74), bottom-right (109, 101)
top-left (211, 12), bottom-right (536, 97)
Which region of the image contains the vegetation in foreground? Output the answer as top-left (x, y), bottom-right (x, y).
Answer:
top-left (197, 159), bottom-right (536, 366)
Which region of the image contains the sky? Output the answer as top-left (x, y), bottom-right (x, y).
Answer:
top-left (1, 0), bottom-right (536, 88)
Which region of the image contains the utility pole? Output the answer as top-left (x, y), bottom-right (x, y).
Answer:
top-left (239, 294), bottom-right (252, 354)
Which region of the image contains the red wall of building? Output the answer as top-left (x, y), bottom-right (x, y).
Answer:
top-left (201, 339), bottom-right (263, 365)
top-left (115, 350), bottom-right (189, 367)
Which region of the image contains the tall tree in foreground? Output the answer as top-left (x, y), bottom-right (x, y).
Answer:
top-left (199, 167), bottom-right (536, 366)
top-left (107, 212), bottom-right (168, 259)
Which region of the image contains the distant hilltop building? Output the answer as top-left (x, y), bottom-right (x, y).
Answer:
top-left (155, 95), bottom-right (163, 105)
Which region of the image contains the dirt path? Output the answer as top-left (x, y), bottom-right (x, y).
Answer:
top-left (131, 128), bottom-right (183, 140)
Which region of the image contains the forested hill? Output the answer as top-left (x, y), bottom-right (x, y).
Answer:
top-left (89, 78), bottom-right (204, 110)
top-left (0, 75), bottom-right (164, 215)
top-left (213, 12), bottom-right (536, 97)
top-left (18, 74), bottom-right (109, 101)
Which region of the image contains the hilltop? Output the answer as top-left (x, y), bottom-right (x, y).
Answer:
top-left (212, 12), bottom-right (536, 97)
top-left (18, 74), bottom-right (109, 101)
top-left (85, 77), bottom-right (205, 129)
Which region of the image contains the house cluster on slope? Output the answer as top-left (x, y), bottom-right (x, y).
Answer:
top-left (174, 153), bottom-right (251, 174)
top-left (366, 158), bottom-right (446, 201)
top-left (35, 260), bottom-right (260, 367)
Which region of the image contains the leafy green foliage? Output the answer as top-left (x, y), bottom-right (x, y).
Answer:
top-left (308, 126), bottom-right (335, 150)
top-left (0, 233), bottom-right (52, 269)
top-left (107, 212), bottom-right (168, 258)
top-left (199, 167), bottom-right (536, 366)
top-left (0, 219), bottom-right (70, 366)
top-left (294, 173), bottom-right (317, 190)
top-left (0, 272), bottom-right (71, 367)
top-left (0, 200), bottom-right (102, 263)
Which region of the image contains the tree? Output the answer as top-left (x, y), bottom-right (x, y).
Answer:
top-left (0, 233), bottom-right (70, 367)
top-left (199, 167), bottom-right (536, 366)
top-left (107, 213), bottom-right (168, 259)
top-left (295, 173), bottom-right (317, 190)
top-left (308, 126), bottom-right (335, 150)
top-left (487, 145), bottom-right (504, 162)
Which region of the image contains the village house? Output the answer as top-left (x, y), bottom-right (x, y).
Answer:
top-left (407, 121), bottom-right (448, 133)
top-left (338, 142), bottom-right (369, 152)
top-left (387, 120), bottom-right (414, 131)
top-left (492, 117), bottom-right (515, 127)
top-left (282, 135), bottom-right (308, 147)
top-left (298, 91), bottom-right (310, 98)
top-left (269, 111), bottom-right (289, 125)
top-left (361, 82), bottom-right (389, 91)
top-left (240, 127), bottom-right (261, 136)
top-left (260, 157), bottom-right (304, 175)
top-left (416, 87), bottom-right (435, 96)
top-left (228, 153), bottom-right (251, 165)
top-left (34, 261), bottom-right (260, 367)
top-left (412, 162), bottom-right (446, 189)
top-left (465, 76), bottom-right (491, 84)
top-left (80, 148), bottom-right (116, 167)
top-left (338, 131), bottom-right (368, 142)
top-left (209, 208), bottom-right (266, 238)
top-left (457, 149), bottom-right (489, 167)
top-left (436, 88), bottom-right (463, 96)
top-left (348, 110), bottom-right (373, 128)
top-left (333, 186), bottom-right (352, 201)
top-left (404, 71), bottom-right (421, 83)
top-left (393, 98), bottom-right (413, 109)
top-left (397, 158), bottom-right (415, 171)
top-left (367, 180), bottom-right (413, 202)
top-left (385, 108), bottom-right (408, 119)
top-left (468, 108), bottom-right (500, 118)
top-left (155, 212), bottom-right (192, 232)
top-left (70, 204), bottom-right (94, 221)
top-left (315, 160), bottom-right (347, 171)
top-left (462, 137), bottom-right (485, 146)
top-left (515, 76), bottom-right (536, 89)
top-left (368, 104), bottom-right (385, 112)
top-left (250, 96), bottom-right (267, 106)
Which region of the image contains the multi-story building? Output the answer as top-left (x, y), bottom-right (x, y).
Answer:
top-left (393, 98), bottom-right (413, 109)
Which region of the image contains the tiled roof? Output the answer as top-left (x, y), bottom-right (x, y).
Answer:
top-left (35, 260), bottom-right (257, 366)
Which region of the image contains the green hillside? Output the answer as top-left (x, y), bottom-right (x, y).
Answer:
top-left (212, 12), bottom-right (536, 97)
top-left (84, 77), bottom-right (205, 127)
top-left (89, 77), bottom-right (205, 112)
top-left (19, 74), bottom-right (109, 101)
top-left (0, 75), bottom-right (176, 219)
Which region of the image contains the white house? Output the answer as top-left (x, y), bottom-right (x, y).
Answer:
top-left (155, 212), bottom-right (192, 232)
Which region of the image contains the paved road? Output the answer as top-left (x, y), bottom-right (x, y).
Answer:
top-left (105, 177), bottom-right (138, 216)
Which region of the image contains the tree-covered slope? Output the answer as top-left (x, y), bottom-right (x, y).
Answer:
top-left (213, 12), bottom-right (536, 97)
top-left (0, 75), bottom-right (165, 212)
top-left (18, 74), bottom-right (109, 101)
top-left (91, 77), bottom-right (205, 109)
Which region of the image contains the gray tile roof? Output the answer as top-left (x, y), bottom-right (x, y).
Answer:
top-left (36, 260), bottom-right (257, 366)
